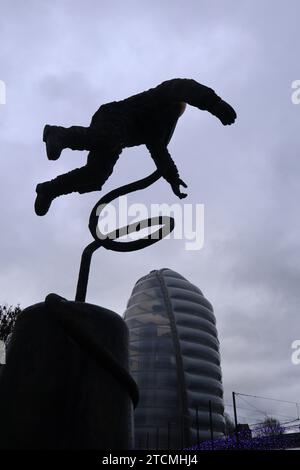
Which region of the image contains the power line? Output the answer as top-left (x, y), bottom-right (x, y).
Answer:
top-left (225, 402), bottom-right (295, 421)
top-left (225, 403), bottom-right (270, 414)
top-left (237, 395), bottom-right (297, 421)
top-left (235, 392), bottom-right (300, 406)
top-left (237, 395), bottom-right (269, 418)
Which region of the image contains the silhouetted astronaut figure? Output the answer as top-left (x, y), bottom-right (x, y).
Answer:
top-left (35, 78), bottom-right (236, 216)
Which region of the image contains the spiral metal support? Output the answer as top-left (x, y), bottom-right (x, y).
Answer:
top-left (75, 170), bottom-right (175, 302)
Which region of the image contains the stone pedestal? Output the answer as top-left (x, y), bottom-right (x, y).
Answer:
top-left (0, 294), bottom-right (138, 449)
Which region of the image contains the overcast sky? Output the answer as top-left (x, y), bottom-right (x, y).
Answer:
top-left (1, 0), bottom-right (299, 425)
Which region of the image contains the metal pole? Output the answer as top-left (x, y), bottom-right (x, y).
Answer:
top-left (75, 241), bottom-right (100, 302)
top-left (167, 422), bottom-right (171, 450)
top-left (196, 407), bottom-right (200, 448)
top-left (181, 415), bottom-right (185, 449)
top-left (209, 400), bottom-right (214, 450)
top-left (232, 391), bottom-right (239, 447)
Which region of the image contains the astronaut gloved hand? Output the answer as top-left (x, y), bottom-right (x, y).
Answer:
top-left (208, 99), bottom-right (237, 126)
top-left (169, 176), bottom-right (188, 199)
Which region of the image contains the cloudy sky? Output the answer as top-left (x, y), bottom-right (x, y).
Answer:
top-left (1, 0), bottom-right (299, 425)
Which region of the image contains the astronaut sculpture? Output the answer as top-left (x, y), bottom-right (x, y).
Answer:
top-left (35, 78), bottom-right (236, 216)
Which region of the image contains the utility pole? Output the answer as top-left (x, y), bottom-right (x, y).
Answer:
top-left (209, 400), bottom-right (214, 450)
top-left (232, 391), bottom-right (239, 447)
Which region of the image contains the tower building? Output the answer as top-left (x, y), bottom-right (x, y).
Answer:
top-left (124, 268), bottom-right (225, 449)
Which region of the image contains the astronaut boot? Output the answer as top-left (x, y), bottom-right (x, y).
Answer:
top-left (43, 125), bottom-right (68, 161)
top-left (34, 181), bottom-right (59, 216)
top-left (43, 125), bottom-right (93, 161)
top-left (34, 168), bottom-right (103, 216)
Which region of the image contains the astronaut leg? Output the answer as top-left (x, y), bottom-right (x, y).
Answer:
top-left (35, 149), bottom-right (120, 216)
top-left (43, 125), bottom-right (106, 161)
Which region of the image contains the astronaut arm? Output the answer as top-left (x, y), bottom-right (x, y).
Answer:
top-left (155, 78), bottom-right (237, 125)
top-left (146, 142), bottom-right (187, 199)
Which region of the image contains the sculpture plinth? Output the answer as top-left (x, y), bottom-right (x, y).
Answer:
top-left (0, 296), bottom-right (138, 449)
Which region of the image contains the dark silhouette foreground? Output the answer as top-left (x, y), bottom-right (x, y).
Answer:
top-left (0, 295), bottom-right (137, 449)
top-left (35, 78), bottom-right (236, 216)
